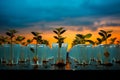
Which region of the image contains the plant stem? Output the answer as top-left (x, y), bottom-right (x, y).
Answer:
top-left (105, 39), bottom-right (107, 44)
top-left (58, 46), bottom-right (60, 62)
top-left (20, 45), bottom-right (24, 61)
top-left (3, 45), bottom-right (6, 61)
top-left (36, 42), bottom-right (38, 58)
top-left (10, 37), bottom-right (13, 64)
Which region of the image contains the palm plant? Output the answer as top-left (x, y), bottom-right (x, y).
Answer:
top-left (98, 30), bottom-right (112, 44)
top-left (98, 30), bottom-right (113, 65)
top-left (6, 29), bottom-right (17, 64)
top-left (72, 33), bottom-right (94, 47)
top-left (53, 27), bottom-right (66, 65)
top-left (72, 33), bottom-right (94, 65)
top-left (31, 31), bottom-right (42, 64)
top-left (16, 35), bottom-right (26, 63)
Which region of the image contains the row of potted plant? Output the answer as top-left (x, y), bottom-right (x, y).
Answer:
top-left (0, 27), bottom-right (120, 66)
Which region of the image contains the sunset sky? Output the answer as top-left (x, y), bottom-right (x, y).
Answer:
top-left (0, 0), bottom-right (120, 50)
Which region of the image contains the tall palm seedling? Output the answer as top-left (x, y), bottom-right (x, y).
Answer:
top-left (53, 27), bottom-right (66, 64)
top-left (72, 33), bottom-right (94, 47)
top-left (31, 32), bottom-right (42, 64)
top-left (98, 30), bottom-right (112, 65)
top-left (6, 29), bottom-right (17, 64)
top-left (72, 33), bottom-right (94, 64)
top-left (98, 30), bottom-right (112, 44)
top-left (16, 35), bottom-right (26, 63)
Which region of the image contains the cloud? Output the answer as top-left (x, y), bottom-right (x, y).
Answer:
top-left (0, 0), bottom-right (120, 32)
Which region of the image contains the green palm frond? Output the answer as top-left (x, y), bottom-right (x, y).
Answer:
top-left (60, 30), bottom-right (66, 35)
top-left (98, 30), bottom-right (112, 44)
top-left (53, 30), bottom-right (58, 34)
top-left (84, 33), bottom-right (92, 38)
top-left (53, 27), bottom-right (66, 48)
top-left (31, 32), bottom-right (41, 36)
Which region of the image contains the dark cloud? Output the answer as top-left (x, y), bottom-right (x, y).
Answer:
top-left (0, 0), bottom-right (120, 32)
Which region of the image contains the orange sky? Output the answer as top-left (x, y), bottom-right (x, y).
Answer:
top-left (14, 26), bottom-right (120, 51)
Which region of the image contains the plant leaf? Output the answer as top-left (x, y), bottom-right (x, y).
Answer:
top-left (30, 48), bottom-right (35, 53)
top-left (6, 32), bottom-right (11, 36)
top-left (107, 34), bottom-right (111, 38)
top-left (55, 27), bottom-right (63, 32)
top-left (84, 33), bottom-right (92, 38)
top-left (76, 34), bottom-right (84, 39)
top-left (60, 30), bottom-right (66, 34)
top-left (54, 36), bottom-right (59, 40)
top-left (31, 32), bottom-right (41, 36)
top-left (107, 30), bottom-right (112, 33)
top-left (16, 36), bottom-right (25, 41)
top-left (31, 32), bottom-right (37, 36)
top-left (85, 40), bottom-right (95, 45)
top-left (98, 32), bottom-right (105, 38)
top-left (100, 30), bottom-right (107, 35)
top-left (97, 38), bottom-right (102, 42)
top-left (27, 39), bottom-right (33, 43)
top-left (53, 30), bottom-right (58, 34)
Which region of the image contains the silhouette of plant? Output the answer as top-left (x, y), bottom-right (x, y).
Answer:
top-left (72, 33), bottom-right (94, 47)
top-left (116, 40), bottom-right (120, 44)
top-left (98, 30), bottom-right (112, 44)
top-left (98, 30), bottom-right (113, 65)
top-left (53, 27), bottom-right (66, 48)
top-left (31, 31), bottom-right (42, 64)
top-left (41, 39), bottom-right (49, 46)
top-left (6, 29), bottom-right (18, 64)
top-left (23, 39), bottom-right (33, 46)
top-left (53, 27), bottom-right (66, 64)
top-left (16, 35), bottom-right (25, 44)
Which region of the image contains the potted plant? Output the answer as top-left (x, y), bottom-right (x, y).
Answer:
top-left (30, 31), bottom-right (42, 65)
top-left (6, 29), bottom-right (17, 65)
top-left (72, 33), bottom-right (94, 65)
top-left (98, 30), bottom-right (113, 66)
top-left (53, 27), bottom-right (66, 67)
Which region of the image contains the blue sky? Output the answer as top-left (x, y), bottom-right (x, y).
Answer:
top-left (0, 0), bottom-right (120, 32)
